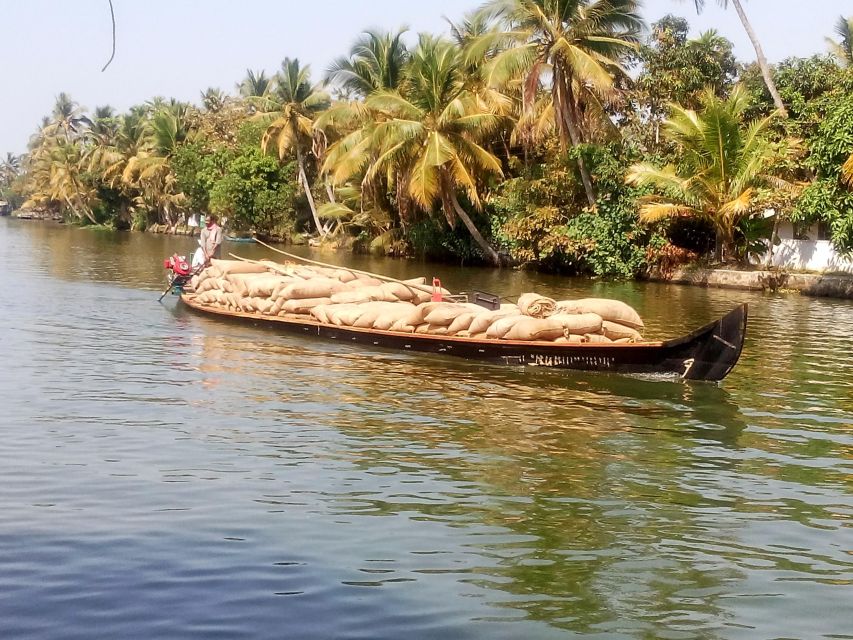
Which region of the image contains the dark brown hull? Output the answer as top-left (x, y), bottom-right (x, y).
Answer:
top-left (180, 295), bottom-right (747, 382)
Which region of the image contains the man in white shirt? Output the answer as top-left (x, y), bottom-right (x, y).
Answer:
top-left (199, 214), bottom-right (223, 264)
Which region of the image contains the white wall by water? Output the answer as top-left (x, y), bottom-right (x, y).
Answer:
top-left (760, 221), bottom-right (853, 274)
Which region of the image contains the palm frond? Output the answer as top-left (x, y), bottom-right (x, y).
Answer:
top-left (638, 202), bottom-right (700, 223)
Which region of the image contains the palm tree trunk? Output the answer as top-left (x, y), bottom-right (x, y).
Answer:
top-left (444, 186), bottom-right (501, 266)
top-left (63, 194), bottom-right (97, 225)
top-left (295, 144), bottom-right (326, 237)
top-left (555, 66), bottom-right (596, 206)
top-left (731, 0), bottom-right (787, 117)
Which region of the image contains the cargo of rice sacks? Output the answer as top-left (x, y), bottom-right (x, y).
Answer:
top-left (372, 304), bottom-right (417, 330)
top-left (468, 307), bottom-right (520, 336)
top-left (282, 297), bottom-right (332, 314)
top-left (378, 281), bottom-right (419, 302)
top-left (327, 305), bottom-right (366, 327)
top-left (584, 333), bottom-right (613, 344)
top-left (352, 301), bottom-right (413, 328)
top-left (548, 312), bottom-right (603, 336)
top-left (555, 298), bottom-right (644, 330)
top-left (244, 275), bottom-right (293, 298)
top-left (517, 293), bottom-right (556, 318)
top-left (210, 258), bottom-right (269, 275)
top-left (424, 303), bottom-right (475, 327)
top-left (601, 320), bottom-right (644, 342)
top-left (279, 278), bottom-right (347, 300)
top-left (503, 317), bottom-right (565, 341)
top-left (446, 312), bottom-right (478, 335)
top-left (486, 314), bottom-right (527, 339)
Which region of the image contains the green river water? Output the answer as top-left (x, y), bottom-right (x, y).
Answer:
top-left (0, 218), bottom-right (850, 639)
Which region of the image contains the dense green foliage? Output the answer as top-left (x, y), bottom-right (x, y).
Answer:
top-left (793, 90), bottom-right (853, 252)
top-left (7, 3), bottom-right (853, 271)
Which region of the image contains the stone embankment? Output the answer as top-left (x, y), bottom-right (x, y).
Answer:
top-left (646, 267), bottom-right (853, 299)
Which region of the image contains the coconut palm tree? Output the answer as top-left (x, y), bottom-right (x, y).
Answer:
top-left (689, 0), bottom-right (787, 117)
top-left (340, 35), bottom-right (505, 264)
top-left (201, 87), bottom-right (227, 113)
top-left (476, 0), bottom-right (644, 205)
top-left (239, 69), bottom-right (273, 98)
top-left (626, 85), bottom-right (788, 262)
top-left (317, 28), bottom-right (414, 228)
top-left (325, 28), bottom-right (409, 98)
top-left (826, 15), bottom-right (853, 67)
top-left (122, 107), bottom-right (190, 227)
top-left (45, 92), bottom-right (90, 140)
top-left (25, 139), bottom-right (98, 223)
top-left (260, 58), bottom-right (331, 236)
top-left (0, 153), bottom-right (20, 186)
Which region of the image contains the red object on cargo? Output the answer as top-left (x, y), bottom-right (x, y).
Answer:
top-left (431, 277), bottom-right (443, 302)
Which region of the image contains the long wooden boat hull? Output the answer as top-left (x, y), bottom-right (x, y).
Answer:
top-left (180, 295), bottom-right (747, 382)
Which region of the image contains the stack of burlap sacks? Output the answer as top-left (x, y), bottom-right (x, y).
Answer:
top-left (188, 259), bottom-right (645, 344)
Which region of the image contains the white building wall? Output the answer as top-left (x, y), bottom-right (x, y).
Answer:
top-left (760, 221), bottom-right (853, 274)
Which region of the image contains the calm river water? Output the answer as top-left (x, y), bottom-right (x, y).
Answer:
top-left (1, 219), bottom-right (851, 640)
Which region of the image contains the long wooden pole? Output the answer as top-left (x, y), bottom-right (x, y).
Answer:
top-left (232, 240), bottom-right (439, 296)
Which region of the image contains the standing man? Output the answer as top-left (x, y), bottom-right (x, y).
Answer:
top-left (200, 214), bottom-right (223, 265)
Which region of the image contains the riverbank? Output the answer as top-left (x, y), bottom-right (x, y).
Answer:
top-left (11, 214), bottom-right (853, 299)
top-left (646, 266), bottom-right (853, 299)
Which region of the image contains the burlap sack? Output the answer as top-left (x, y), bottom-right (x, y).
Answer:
top-left (256, 298), bottom-right (275, 315)
top-left (379, 281), bottom-right (418, 302)
top-left (504, 318), bottom-right (565, 341)
top-left (601, 320), bottom-right (643, 342)
top-left (280, 278), bottom-right (346, 300)
top-left (352, 302), bottom-right (402, 328)
top-left (317, 303), bottom-right (353, 325)
top-left (331, 305), bottom-right (366, 327)
top-left (203, 266), bottom-right (222, 279)
top-left (282, 297), bottom-right (333, 314)
top-left (446, 312), bottom-right (477, 335)
top-left (371, 303), bottom-right (416, 330)
top-left (468, 308), bottom-right (520, 335)
top-left (398, 302), bottom-right (445, 327)
top-left (426, 325), bottom-right (449, 335)
top-left (310, 305), bottom-right (330, 324)
top-left (333, 269), bottom-right (358, 283)
top-left (555, 298), bottom-right (644, 330)
top-left (584, 333), bottom-right (613, 343)
top-left (210, 259), bottom-right (269, 275)
top-left (245, 275), bottom-right (292, 298)
top-left (486, 314), bottom-right (526, 339)
top-left (222, 292), bottom-right (241, 309)
top-left (549, 312), bottom-right (603, 336)
top-left (414, 323), bottom-right (431, 334)
top-left (196, 279), bottom-right (215, 294)
top-left (225, 272), bottom-right (267, 295)
top-left (389, 320), bottom-right (417, 333)
top-left (295, 266), bottom-right (322, 280)
top-left (353, 276), bottom-right (384, 287)
top-left (330, 287), bottom-right (394, 304)
top-left (517, 293), bottom-right (557, 318)
top-left (424, 303), bottom-right (471, 326)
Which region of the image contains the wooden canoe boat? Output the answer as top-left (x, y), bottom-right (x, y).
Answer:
top-left (180, 294), bottom-right (747, 382)
top-left (225, 236), bottom-right (256, 243)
